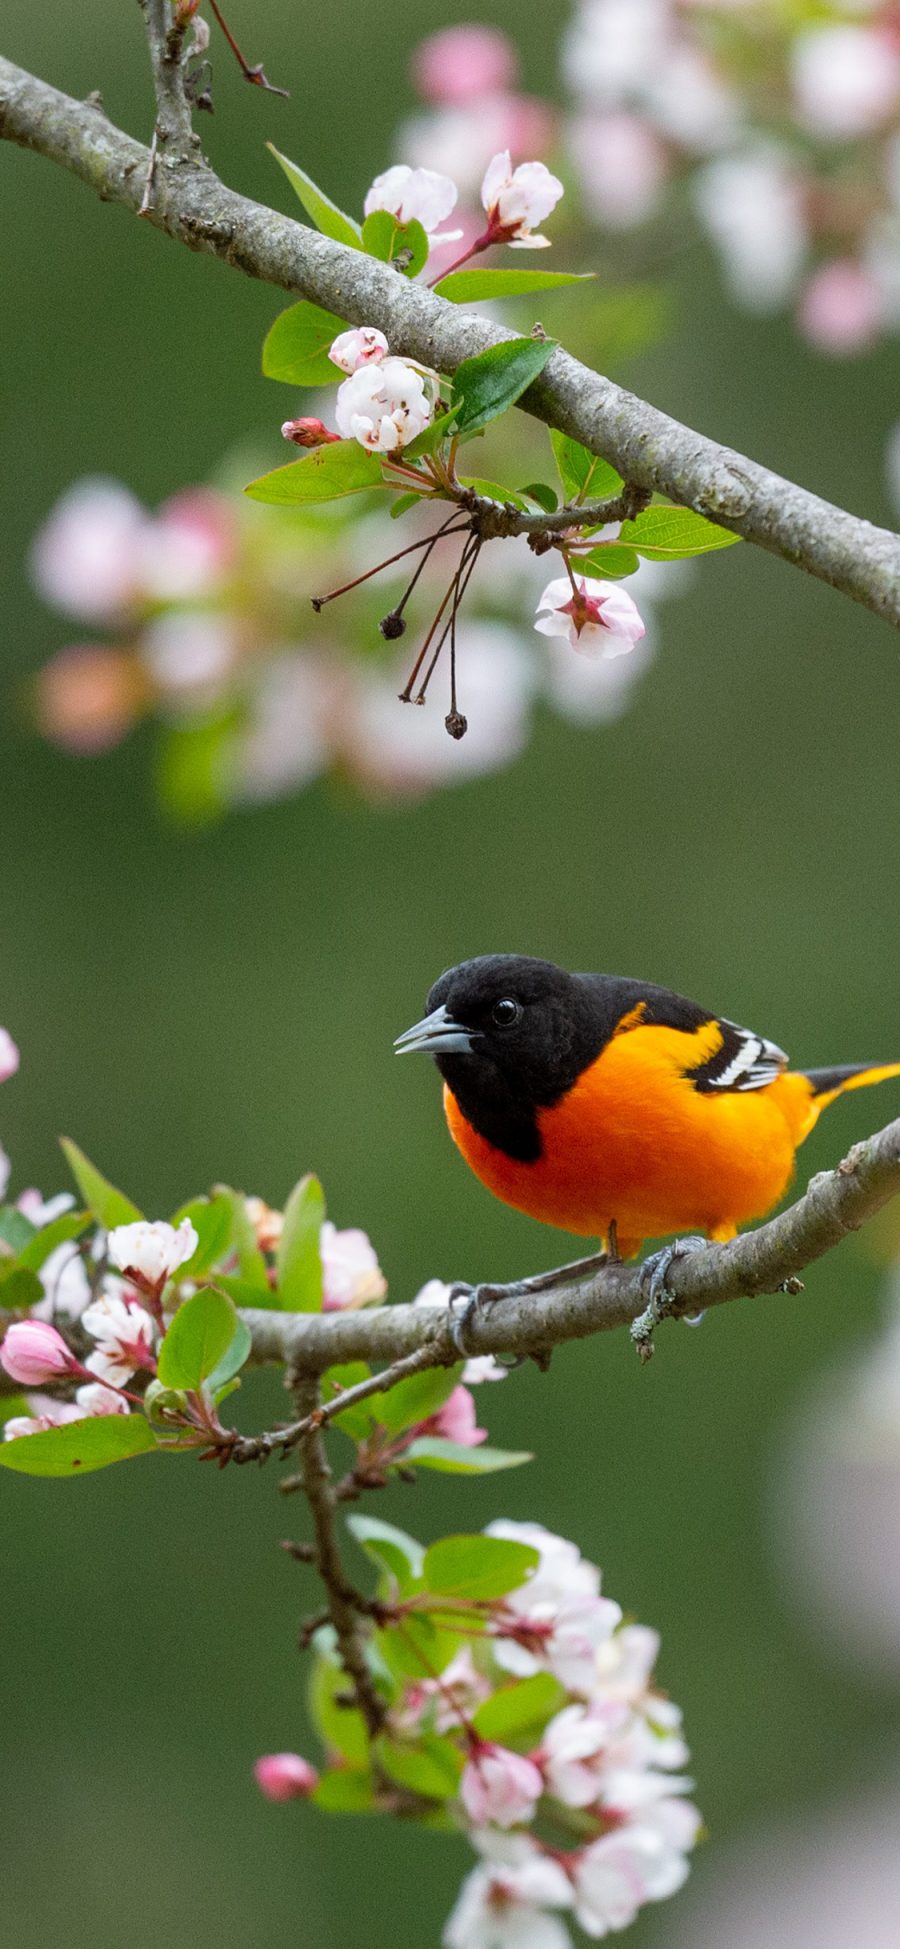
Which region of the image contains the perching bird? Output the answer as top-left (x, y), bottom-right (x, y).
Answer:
top-left (395, 954), bottom-right (900, 1259)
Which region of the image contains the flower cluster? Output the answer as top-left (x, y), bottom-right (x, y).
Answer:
top-left (403, 12), bottom-right (900, 354)
top-left (29, 477), bottom-right (682, 814)
top-left (259, 1519), bottom-right (700, 1947)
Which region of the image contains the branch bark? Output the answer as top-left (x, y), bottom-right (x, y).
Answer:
top-left (238, 1114), bottom-right (900, 1374)
top-left (1, 55), bottom-right (898, 627)
top-left (291, 1373), bottom-right (387, 1735)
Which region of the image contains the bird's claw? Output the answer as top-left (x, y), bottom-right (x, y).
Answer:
top-left (447, 1281), bottom-right (516, 1357)
top-left (630, 1236), bottom-right (708, 1362)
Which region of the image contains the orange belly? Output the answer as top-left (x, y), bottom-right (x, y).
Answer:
top-left (444, 1024), bottom-right (815, 1248)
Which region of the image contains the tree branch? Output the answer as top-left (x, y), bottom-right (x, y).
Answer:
top-left (291, 1373), bottom-right (387, 1736)
top-left (0, 55), bottom-right (897, 627)
top-left (138, 0), bottom-right (197, 162)
top-left (238, 1114), bottom-right (900, 1373)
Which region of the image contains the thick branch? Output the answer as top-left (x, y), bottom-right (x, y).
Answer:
top-left (239, 1115), bottom-right (900, 1373)
top-left (1, 56), bottom-right (897, 626)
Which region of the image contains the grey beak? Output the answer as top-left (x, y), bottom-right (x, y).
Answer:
top-left (393, 1003), bottom-right (477, 1057)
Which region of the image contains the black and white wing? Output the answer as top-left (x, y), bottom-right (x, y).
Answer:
top-left (688, 1016), bottom-right (789, 1093)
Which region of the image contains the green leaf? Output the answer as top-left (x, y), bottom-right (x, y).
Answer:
top-left (204, 1313), bottom-right (252, 1395)
top-left (155, 713), bottom-right (235, 828)
top-left (452, 337), bottom-right (557, 436)
top-left (59, 1139), bottom-right (143, 1229)
top-left (435, 269), bottom-right (595, 303)
top-left (0, 1207), bottom-right (36, 1255)
top-left (157, 1289), bottom-right (238, 1391)
top-left (575, 544), bottom-right (640, 580)
top-left (423, 1533), bottom-right (540, 1601)
top-left (361, 210), bottom-right (429, 279)
top-left (275, 1174), bottom-right (324, 1311)
top-left (262, 300), bottom-right (349, 387)
top-left (402, 1438), bottom-right (532, 1474)
top-left (375, 1732), bottom-right (463, 1801)
top-left (549, 430), bottom-right (623, 504)
top-left (457, 476), bottom-right (526, 510)
top-left (245, 442), bottom-right (387, 506)
top-left (619, 506), bottom-right (740, 559)
top-left (520, 481), bottom-right (558, 512)
top-left (402, 410), bottom-right (458, 461)
top-left (389, 492), bottom-right (423, 520)
top-left (346, 1514), bottom-right (425, 1589)
top-left (312, 1768), bottom-right (375, 1813)
top-left (375, 1610), bottom-right (458, 1682)
top-left (201, 1271), bottom-right (276, 1310)
top-left (310, 1653), bottom-right (370, 1764)
top-left (0, 1394), bottom-right (31, 1428)
top-left (472, 1672), bottom-right (565, 1748)
top-left (215, 1187), bottom-right (270, 1290)
top-left (170, 1194), bottom-right (233, 1278)
top-left (15, 1210), bottom-right (91, 1272)
top-left (0, 1412), bottom-right (158, 1477)
top-left (267, 146), bottom-right (362, 250)
top-left (0, 1268), bottom-right (44, 1309)
top-left (365, 1366), bottom-right (460, 1437)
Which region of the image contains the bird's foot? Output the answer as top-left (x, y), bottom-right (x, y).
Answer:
top-left (630, 1236), bottom-right (708, 1363)
top-left (447, 1281), bottom-right (519, 1358)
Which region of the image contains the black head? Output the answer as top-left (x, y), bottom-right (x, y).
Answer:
top-left (395, 954), bottom-right (612, 1161)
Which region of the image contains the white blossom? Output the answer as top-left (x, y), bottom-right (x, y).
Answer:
top-left (320, 1221), bottom-right (387, 1310)
top-left (364, 164), bottom-right (462, 243)
top-left (106, 1218), bottom-right (198, 1289)
top-left (534, 576), bottom-right (645, 657)
top-left (81, 1292), bottom-right (157, 1386)
top-left (445, 1835), bottom-right (574, 1949)
top-left (480, 151), bottom-right (564, 247)
top-left (791, 25), bottom-right (900, 140)
top-left (334, 358), bottom-right (433, 453)
top-left (328, 327), bottom-right (390, 375)
top-left (694, 145), bottom-right (807, 312)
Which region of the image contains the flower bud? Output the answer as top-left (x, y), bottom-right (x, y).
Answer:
top-left (280, 418), bottom-right (340, 448)
top-left (329, 328), bottom-right (389, 376)
top-left (254, 1753), bottom-right (319, 1801)
top-left (0, 1320), bottom-right (78, 1386)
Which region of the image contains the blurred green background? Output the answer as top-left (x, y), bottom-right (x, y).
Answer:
top-left (2, 3), bottom-right (900, 1944)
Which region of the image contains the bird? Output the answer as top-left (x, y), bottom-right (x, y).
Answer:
top-left (394, 953), bottom-right (900, 1262)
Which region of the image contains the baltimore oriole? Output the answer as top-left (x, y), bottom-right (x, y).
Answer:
top-left (395, 954), bottom-right (900, 1258)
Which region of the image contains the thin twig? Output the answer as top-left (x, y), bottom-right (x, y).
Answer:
top-left (292, 1374), bottom-right (386, 1736)
top-left (1, 57), bottom-right (898, 626)
top-left (228, 1341), bottom-right (445, 1466)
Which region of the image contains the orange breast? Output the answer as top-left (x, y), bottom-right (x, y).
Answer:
top-left (444, 1022), bottom-right (814, 1247)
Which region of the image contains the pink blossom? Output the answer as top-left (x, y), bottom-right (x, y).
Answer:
top-left (428, 1384), bottom-right (487, 1447)
top-left (281, 417), bottom-right (340, 447)
top-left (791, 25), bottom-right (900, 140)
top-left (81, 1293), bottom-right (157, 1386)
top-left (34, 644), bottom-right (147, 755)
top-left (234, 656), bottom-right (332, 805)
top-left (253, 1752), bottom-right (319, 1801)
top-left (334, 358), bottom-right (433, 453)
top-left (320, 1222), bottom-right (387, 1311)
top-left (539, 1702), bottom-right (627, 1807)
top-left (364, 166), bottom-right (461, 243)
top-left (106, 1219), bottom-right (198, 1291)
top-left (460, 1741), bottom-right (543, 1829)
top-left (480, 151), bottom-right (564, 248)
top-left (412, 27), bottom-right (517, 106)
top-left (29, 478), bottom-right (146, 623)
top-left (328, 327), bottom-right (390, 375)
top-left (798, 259), bottom-right (883, 355)
top-left (0, 1028), bottom-right (19, 1083)
top-left (141, 612), bottom-right (237, 699)
top-left (0, 1320), bottom-right (79, 1386)
top-left (535, 576), bottom-right (645, 657)
top-left (141, 489), bottom-right (236, 602)
top-left (567, 112), bottom-right (667, 231)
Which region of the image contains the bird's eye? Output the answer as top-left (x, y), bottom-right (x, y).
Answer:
top-left (491, 997), bottom-right (521, 1029)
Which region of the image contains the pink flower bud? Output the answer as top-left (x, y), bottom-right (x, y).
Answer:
top-left (254, 1753), bottom-right (319, 1801)
top-left (329, 327), bottom-right (390, 376)
top-left (0, 1320), bottom-right (78, 1386)
top-left (460, 1740), bottom-right (543, 1828)
top-left (429, 1384), bottom-right (487, 1447)
top-left (280, 418), bottom-right (341, 448)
